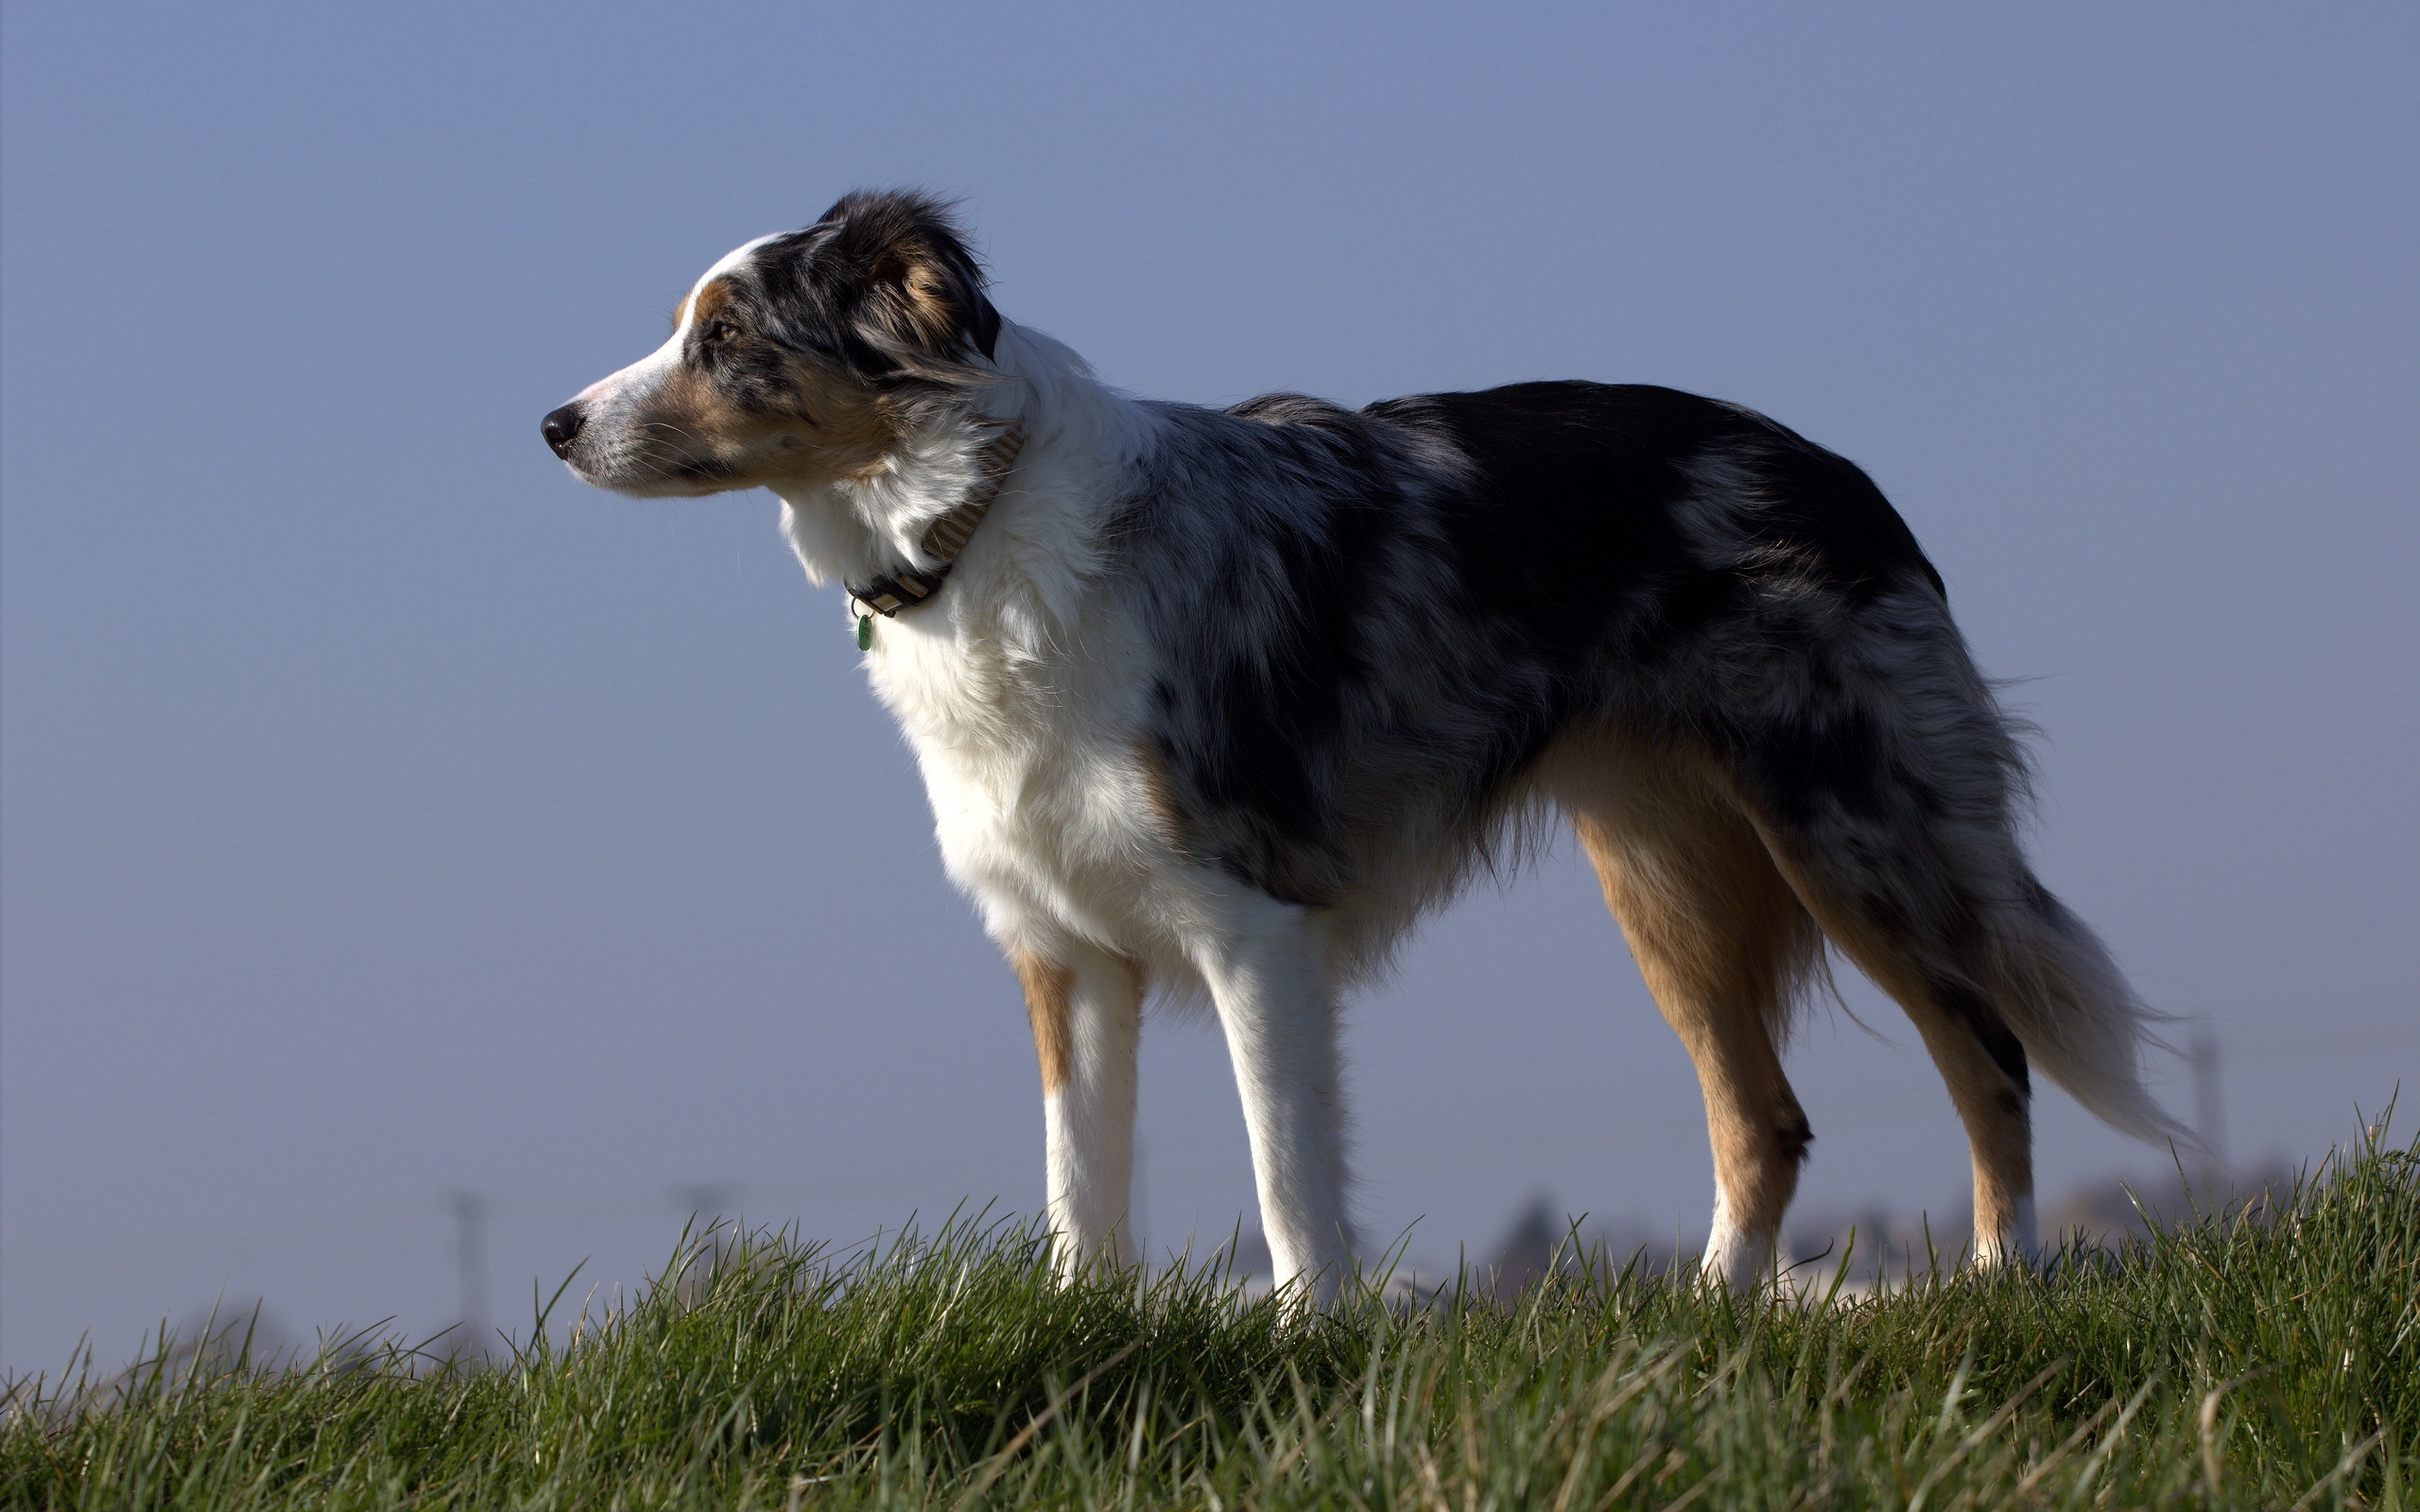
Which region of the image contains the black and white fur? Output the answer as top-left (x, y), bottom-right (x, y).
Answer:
top-left (544, 190), bottom-right (2183, 1299)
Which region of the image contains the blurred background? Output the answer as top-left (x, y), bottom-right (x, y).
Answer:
top-left (3, 1), bottom-right (2412, 1373)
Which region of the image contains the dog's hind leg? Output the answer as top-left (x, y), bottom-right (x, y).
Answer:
top-left (1013, 941), bottom-right (1145, 1274)
top-left (1564, 738), bottom-right (1824, 1292)
top-left (1743, 820), bottom-right (2043, 1268)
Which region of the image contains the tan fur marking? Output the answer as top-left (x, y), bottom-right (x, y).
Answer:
top-left (899, 254), bottom-right (957, 341)
top-left (780, 361), bottom-right (908, 480)
top-left (1014, 953), bottom-right (1075, 1096)
top-left (622, 336), bottom-right (904, 492)
top-left (1568, 737), bottom-right (1820, 1248)
top-left (1130, 740), bottom-right (1187, 850)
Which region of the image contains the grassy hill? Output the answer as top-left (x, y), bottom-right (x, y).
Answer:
top-left (6, 1129), bottom-right (2411, 1510)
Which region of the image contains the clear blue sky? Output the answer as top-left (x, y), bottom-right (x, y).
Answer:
top-left (4, 1), bottom-right (2413, 1374)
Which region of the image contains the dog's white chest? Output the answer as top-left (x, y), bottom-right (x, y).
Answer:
top-left (863, 610), bottom-right (1167, 949)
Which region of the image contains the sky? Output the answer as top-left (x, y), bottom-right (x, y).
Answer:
top-left (2, 2), bottom-right (2413, 1376)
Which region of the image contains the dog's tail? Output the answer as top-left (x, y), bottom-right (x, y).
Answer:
top-left (1709, 584), bottom-right (2190, 1150)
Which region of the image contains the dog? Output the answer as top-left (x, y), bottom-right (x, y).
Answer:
top-left (543, 189), bottom-right (2183, 1299)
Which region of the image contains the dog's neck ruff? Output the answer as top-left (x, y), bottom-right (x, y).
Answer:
top-left (846, 423), bottom-right (1027, 619)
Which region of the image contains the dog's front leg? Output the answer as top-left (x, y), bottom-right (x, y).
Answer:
top-left (1012, 942), bottom-right (1143, 1274)
top-left (1195, 904), bottom-right (1352, 1303)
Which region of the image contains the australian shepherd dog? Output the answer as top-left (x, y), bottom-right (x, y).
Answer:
top-left (544, 190), bottom-right (2181, 1299)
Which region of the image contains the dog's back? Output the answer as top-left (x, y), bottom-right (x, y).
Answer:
top-left (1121, 381), bottom-right (1947, 918)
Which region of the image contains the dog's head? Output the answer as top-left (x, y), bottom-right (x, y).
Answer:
top-left (542, 190), bottom-right (1001, 497)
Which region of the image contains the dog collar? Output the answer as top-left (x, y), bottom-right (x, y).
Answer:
top-left (846, 422), bottom-right (1027, 635)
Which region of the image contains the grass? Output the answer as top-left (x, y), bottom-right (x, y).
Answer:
top-left (4, 1127), bottom-right (2411, 1511)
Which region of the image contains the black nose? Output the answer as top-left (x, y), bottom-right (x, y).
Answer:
top-left (541, 404), bottom-right (586, 458)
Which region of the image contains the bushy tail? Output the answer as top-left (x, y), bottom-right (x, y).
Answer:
top-left (1713, 585), bottom-right (2192, 1151)
top-left (1979, 880), bottom-right (2190, 1146)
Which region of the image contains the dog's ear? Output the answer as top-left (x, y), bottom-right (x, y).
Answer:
top-left (810, 190), bottom-right (1002, 382)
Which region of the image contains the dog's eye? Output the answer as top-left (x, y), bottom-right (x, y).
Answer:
top-left (702, 321), bottom-right (740, 345)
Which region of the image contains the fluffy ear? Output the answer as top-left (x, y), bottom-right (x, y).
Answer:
top-left (812, 190), bottom-right (1001, 381)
